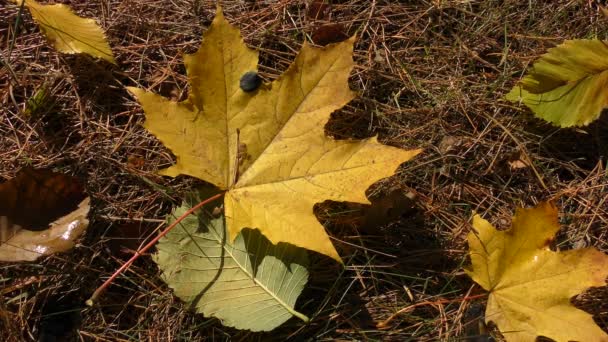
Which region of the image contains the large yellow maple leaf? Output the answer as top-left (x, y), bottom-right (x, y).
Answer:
top-left (466, 202), bottom-right (608, 342)
top-left (127, 8), bottom-right (420, 262)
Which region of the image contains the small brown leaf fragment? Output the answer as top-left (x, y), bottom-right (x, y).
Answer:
top-left (438, 135), bottom-right (462, 154)
top-left (127, 155), bottom-right (145, 169)
top-left (507, 151), bottom-right (529, 170)
top-left (0, 168), bottom-right (90, 262)
top-left (312, 23), bottom-right (348, 46)
top-left (373, 49), bottom-right (387, 64)
top-left (507, 159), bottom-right (528, 170)
top-left (211, 205), bottom-right (223, 218)
top-left (307, 0), bottom-right (330, 20)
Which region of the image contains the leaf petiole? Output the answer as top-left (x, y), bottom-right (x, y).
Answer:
top-left (86, 192), bottom-right (225, 306)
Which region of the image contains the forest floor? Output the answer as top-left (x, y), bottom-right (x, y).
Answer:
top-left (1, 0), bottom-right (608, 341)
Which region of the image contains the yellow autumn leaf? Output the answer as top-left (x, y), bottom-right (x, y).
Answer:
top-left (466, 202), bottom-right (608, 342)
top-left (506, 39), bottom-right (608, 127)
top-left (128, 8), bottom-right (421, 262)
top-left (14, 0), bottom-right (115, 64)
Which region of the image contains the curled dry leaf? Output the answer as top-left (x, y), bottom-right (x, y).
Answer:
top-left (0, 168), bottom-right (90, 262)
top-left (128, 7), bottom-right (421, 262)
top-left (13, 0), bottom-right (116, 64)
top-left (466, 202), bottom-right (608, 342)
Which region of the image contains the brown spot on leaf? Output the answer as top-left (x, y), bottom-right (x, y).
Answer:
top-left (238, 142), bottom-right (250, 166)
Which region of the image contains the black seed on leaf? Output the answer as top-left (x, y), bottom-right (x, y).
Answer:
top-left (240, 71), bottom-right (262, 92)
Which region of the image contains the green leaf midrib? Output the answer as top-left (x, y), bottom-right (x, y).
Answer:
top-left (208, 224), bottom-right (308, 322)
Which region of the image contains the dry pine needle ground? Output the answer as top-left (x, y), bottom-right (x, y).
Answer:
top-left (1, 0), bottom-right (608, 341)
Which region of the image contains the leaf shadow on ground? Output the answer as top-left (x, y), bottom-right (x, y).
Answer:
top-left (36, 293), bottom-right (83, 342)
top-left (271, 188), bottom-right (470, 340)
top-left (317, 188), bottom-right (456, 273)
top-left (63, 55), bottom-right (132, 124)
top-left (525, 112), bottom-right (608, 177)
top-left (183, 215), bottom-right (227, 313)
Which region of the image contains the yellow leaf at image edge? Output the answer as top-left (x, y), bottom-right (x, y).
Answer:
top-left (13, 0), bottom-right (116, 64)
top-left (466, 202), bottom-right (608, 342)
top-left (506, 39), bottom-right (608, 127)
top-left (128, 8), bottom-right (421, 262)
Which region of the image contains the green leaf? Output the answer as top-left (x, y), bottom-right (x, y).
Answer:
top-left (154, 198), bottom-right (310, 332)
top-left (23, 83), bottom-right (55, 118)
top-left (506, 39), bottom-right (608, 127)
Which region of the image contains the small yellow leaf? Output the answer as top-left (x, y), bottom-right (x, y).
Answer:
top-left (506, 39), bottom-right (608, 127)
top-left (466, 202), bottom-right (608, 342)
top-left (129, 8), bottom-right (421, 262)
top-left (14, 0), bottom-right (116, 64)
